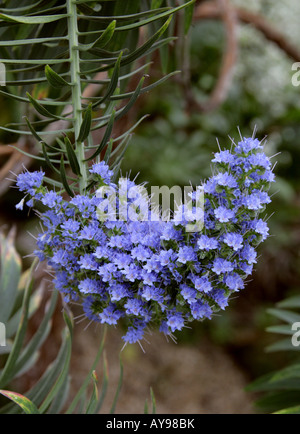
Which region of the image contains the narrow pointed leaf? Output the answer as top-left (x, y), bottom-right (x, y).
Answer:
top-left (85, 111), bottom-right (115, 161)
top-left (115, 76), bottom-right (145, 121)
top-left (0, 13), bottom-right (68, 24)
top-left (0, 231), bottom-right (22, 324)
top-left (150, 388), bottom-right (156, 414)
top-left (110, 357), bottom-right (123, 414)
top-left (184, 0), bottom-right (195, 34)
top-left (93, 52), bottom-right (122, 108)
top-left (60, 156), bottom-right (75, 198)
top-left (45, 65), bottom-right (70, 89)
top-left (66, 327), bottom-right (107, 414)
top-left (81, 20), bottom-right (116, 51)
top-left (96, 353), bottom-right (109, 413)
top-left (104, 139), bottom-right (113, 164)
top-left (65, 137), bottom-right (82, 176)
top-left (151, 0), bottom-right (164, 8)
top-left (0, 391), bottom-right (40, 415)
top-left (96, 19), bottom-right (116, 48)
top-left (42, 143), bottom-right (60, 174)
top-left (78, 104), bottom-right (92, 143)
top-left (0, 260), bottom-right (36, 388)
top-left (38, 312), bottom-right (73, 413)
top-left (26, 93), bottom-right (59, 119)
top-left (85, 371), bottom-right (99, 414)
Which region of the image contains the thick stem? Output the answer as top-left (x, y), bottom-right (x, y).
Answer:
top-left (67, 0), bottom-right (87, 194)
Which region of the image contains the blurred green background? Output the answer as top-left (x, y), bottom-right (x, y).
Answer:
top-left (1, 0), bottom-right (300, 413)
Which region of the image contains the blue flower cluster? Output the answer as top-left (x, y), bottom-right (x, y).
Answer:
top-left (16, 137), bottom-right (275, 346)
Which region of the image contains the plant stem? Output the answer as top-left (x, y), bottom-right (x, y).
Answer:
top-left (67, 0), bottom-right (87, 194)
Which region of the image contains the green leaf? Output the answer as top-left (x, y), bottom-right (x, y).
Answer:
top-left (184, 0), bottom-right (195, 34)
top-left (96, 353), bottom-right (109, 413)
top-left (81, 20), bottom-right (116, 51)
top-left (0, 230), bottom-right (22, 324)
top-left (78, 104), bottom-right (93, 143)
top-left (93, 52), bottom-right (122, 108)
top-left (270, 364), bottom-right (300, 383)
top-left (45, 65), bottom-right (70, 88)
top-left (277, 296), bottom-right (300, 309)
top-left (26, 93), bottom-right (59, 120)
top-left (0, 259), bottom-right (36, 388)
top-left (85, 371), bottom-right (99, 414)
top-left (42, 143), bottom-right (60, 174)
top-left (104, 139), bottom-right (113, 164)
top-left (268, 308), bottom-right (300, 325)
top-left (85, 111), bottom-right (115, 161)
top-left (274, 405), bottom-right (300, 414)
top-left (47, 375), bottom-right (70, 415)
top-left (66, 327), bottom-right (107, 414)
top-left (266, 338), bottom-right (300, 353)
top-left (255, 390), bottom-right (300, 413)
top-left (65, 137), bottom-right (82, 176)
top-left (120, 17), bottom-right (172, 67)
top-left (38, 312), bottom-right (73, 413)
top-left (266, 324), bottom-right (295, 336)
top-left (144, 399), bottom-right (149, 414)
top-left (60, 156), bottom-right (75, 198)
top-left (150, 387), bottom-right (156, 414)
top-left (151, 0), bottom-right (164, 9)
top-left (0, 391), bottom-right (40, 415)
top-left (110, 357), bottom-right (123, 414)
top-left (0, 13), bottom-right (68, 24)
top-left (12, 291), bottom-right (58, 378)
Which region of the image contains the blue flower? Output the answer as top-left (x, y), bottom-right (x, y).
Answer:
top-left (194, 276), bottom-right (212, 293)
top-left (197, 235), bottom-right (219, 251)
top-left (167, 312), bottom-right (185, 332)
top-left (223, 232), bottom-right (244, 251)
top-left (122, 322), bottom-right (146, 344)
top-left (225, 273), bottom-right (245, 291)
top-left (90, 161), bottom-right (114, 184)
top-left (212, 258), bottom-right (234, 275)
top-left (99, 304), bottom-right (123, 325)
top-left (190, 300), bottom-right (212, 320)
top-left (41, 191), bottom-right (62, 208)
top-left (240, 245), bottom-right (257, 265)
top-left (215, 172), bottom-right (238, 189)
top-left (180, 284), bottom-right (197, 304)
top-left (212, 150), bottom-right (235, 165)
top-left (214, 206), bottom-right (235, 223)
top-left (124, 299), bottom-right (145, 316)
top-left (78, 278), bottom-right (103, 295)
top-left (177, 246), bottom-right (197, 264)
top-left (212, 289), bottom-right (229, 310)
top-left (16, 170), bottom-right (44, 195)
top-left (253, 219), bottom-right (269, 240)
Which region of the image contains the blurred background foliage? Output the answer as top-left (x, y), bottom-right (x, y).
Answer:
top-left (1, 0), bottom-right (300, 413)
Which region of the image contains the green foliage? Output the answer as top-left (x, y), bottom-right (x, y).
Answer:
top-left (0, 0), bottom-right (195, 195)
top-left (247, 295), bottom-right (300, 414)
top-left (0, 230), bottom-right (124, 414)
